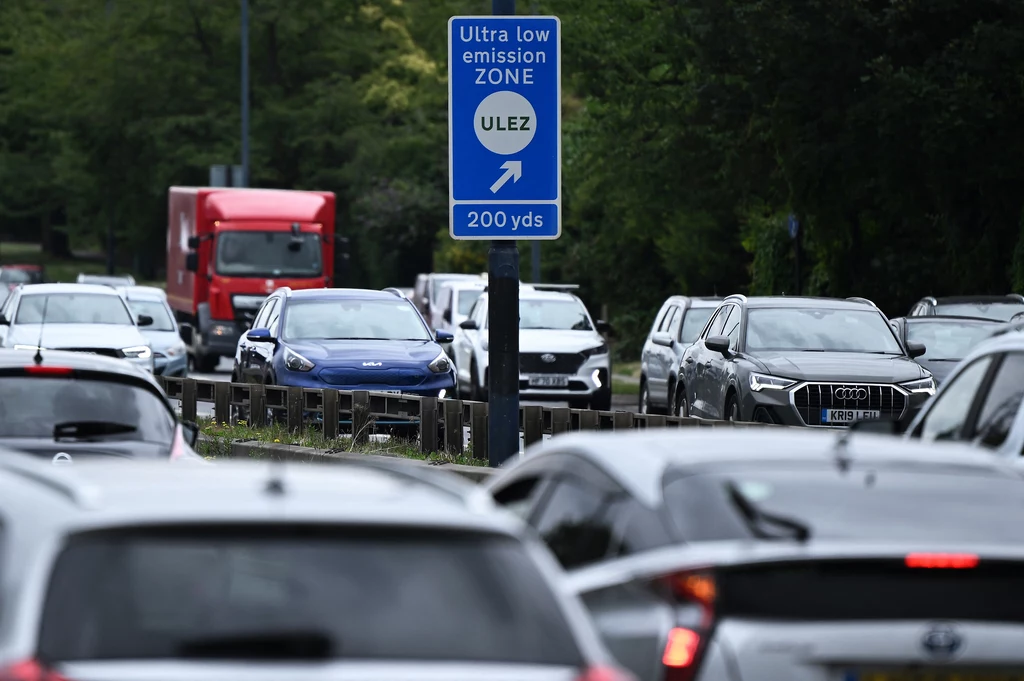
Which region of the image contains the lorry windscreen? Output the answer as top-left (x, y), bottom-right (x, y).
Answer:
top-left (216, 231), bottom-right (323, 278)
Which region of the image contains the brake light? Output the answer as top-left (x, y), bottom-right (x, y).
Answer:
top-left (661, 571), bottom-right (716, 681)
top-left (663, 627), bottom-right (701, 667)
top-left (576, 665), bottom-right (636, 681)
top-left (906, 553), bottom-right (979, 569)
top-left (0, 658), bottom-right (71, 681)
top-left (23, 365), bottom-right (73, 376)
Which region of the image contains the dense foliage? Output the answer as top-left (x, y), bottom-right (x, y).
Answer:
top-left (2, 0), bottom-right (1022, 356)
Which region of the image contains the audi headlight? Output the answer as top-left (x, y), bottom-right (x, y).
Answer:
top-left (14, 345), bottom-right (43, 352)
top-left (284, 347), bottom-right (315, 372)
top-left (165, 342), bottom-right (186, 357)
top-left (749, 372), bottom-right (797, 392)
top-left (428, 351), bottom-right (451, 374)
top-left (901, 376), bottom-right (936, 395)
top-left (122, 345), bottom-right (152, 360)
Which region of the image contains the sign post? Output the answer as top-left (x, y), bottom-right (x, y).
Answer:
top-left (788, 213), bottom-right (801, 295)
top-left (448, 2), bottom-right (561, 466)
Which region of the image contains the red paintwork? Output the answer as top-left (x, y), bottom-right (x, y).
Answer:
top-left (166, 187), bottom-right (336, 321)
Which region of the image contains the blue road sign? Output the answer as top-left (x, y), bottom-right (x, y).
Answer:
top-left (787, 214), bottom-right (800, 239)
top-left (448, 15), bottom-right (561, 240)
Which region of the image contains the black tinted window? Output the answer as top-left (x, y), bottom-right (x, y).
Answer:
top-left (971, 353), bottom-right (1024, 448)
top-left (533, 477), bottom-right (618, 569)
top-left (663, 464), bottom-right (1024, 543)
top-left (39, 528), bottom-right (582, 665)
top-left (607, 499), bottom-right (674, 558)
top-left (0, 378), bottom-right (175, 444)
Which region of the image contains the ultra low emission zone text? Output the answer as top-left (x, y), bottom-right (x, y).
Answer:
top-left (459, 26), bottom-right (551, 84)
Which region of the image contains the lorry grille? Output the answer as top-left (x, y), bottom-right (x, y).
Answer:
top-left (520, 352), bottom-right (586, 375)
top-left (318, 368), bottom-right (425, 388)
top-left (792, 383), bottom-right (907, 426)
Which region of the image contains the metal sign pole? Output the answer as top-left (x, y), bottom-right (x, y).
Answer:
top-left (449, 0), bottom-right (560, 466)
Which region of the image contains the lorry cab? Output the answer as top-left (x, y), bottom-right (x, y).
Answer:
top-left (166, 187), bottom-right (348, 373)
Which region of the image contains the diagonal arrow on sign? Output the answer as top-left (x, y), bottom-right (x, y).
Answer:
top-left (489, 160), bottom-right (522, 194)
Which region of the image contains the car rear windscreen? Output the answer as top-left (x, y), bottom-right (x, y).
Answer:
top-left (0, 377), bottom-right (175, 444)
top-left (38, 526), bottom-right (584, 665)
top-left (663, 463), bottom-right (1024, 543)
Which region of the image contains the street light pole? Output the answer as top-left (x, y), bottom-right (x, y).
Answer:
top-left (240, 0), bottom-right (250, 188)
top-left (487, 0), bottom-right (520, 466)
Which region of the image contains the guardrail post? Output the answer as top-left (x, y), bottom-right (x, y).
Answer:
top-left (578, 410), bottom-right (599, 430)
top-left (550, 407), bottom-right (570, 435)
top-left (322, 388), bottom-right (339, 440)
top-left (613, 411), bottom-right (633, 430)
top-left (646, 414), bottom-right (666, 429)
top-left (351, 390), bottom-right (370, 445)
top-left (523, 405), bottom-right (543, 446)
top-left (419, 396), bottom-right (439, 453)
top-left (248, 384), bottom-right (266, 428)
top-left (286, 386), bottom-right (303, 434)
top-left (469, 401), bottom-right (488, 460)
top-left (181, 378), bottom-right (197, 423)
top-left (213, 382), bottom-right (230, 424)
top-left (444, 399), bottom-right (464, 453)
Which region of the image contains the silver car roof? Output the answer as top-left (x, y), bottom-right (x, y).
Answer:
top-left (18, 283), bottom-right (124, 296)
top-left (0, 455), bottom-right (516, 536)
top-left (493, 429), bottom-right (1020, 508)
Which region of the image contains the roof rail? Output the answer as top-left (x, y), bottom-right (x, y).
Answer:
top-left (846, 296), bottom-right (877, 308)
top-left (382, 287), bottom-right (406, 298)
top-left (0, 457), bottom-right (96, 509)
top-left (991, 318), bottom-right (1024, 337)
top-left (1008, 293), bottom-right (1024, 303)
top-left (724, 293), bottom-right (747, 302)
top-left (529, 283), bottom-right (580, 291)
top-left (923, 296), bottom-right (938, 305)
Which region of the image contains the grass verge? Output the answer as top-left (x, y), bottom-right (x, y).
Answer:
top-left (612, 379), bottom-right (639, 397)
top-left (197, 417), bottom-right (486, 467)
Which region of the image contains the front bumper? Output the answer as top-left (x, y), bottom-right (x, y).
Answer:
top-left (740, 382), bottom-right (932, 427)
top-left (154, 353), bottom-right (188, 377)
top-left (278, 365), bottom-right (457, 398)
top-left (202, 320), bottom-right (244, 357)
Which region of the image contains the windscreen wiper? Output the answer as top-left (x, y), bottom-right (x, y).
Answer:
top-left (53, 421), bottom-right (137, 441)
top-left (176, 631), bottom-right (334, 659)
top-left (725, 481), bottom-right (811, 542)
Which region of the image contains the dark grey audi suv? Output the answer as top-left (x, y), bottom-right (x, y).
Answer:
top-left (676, 295), bottom-right (936, 427)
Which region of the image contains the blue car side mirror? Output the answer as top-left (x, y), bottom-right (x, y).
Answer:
top-left (246, 328), bottom-right (275, 343)
top-left (435, 329), bottom-right (454, 343)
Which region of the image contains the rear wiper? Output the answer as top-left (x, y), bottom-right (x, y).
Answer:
top-left (53, 421), bottom-right (137, 441)
top-left (176, 631), bottom-right (334, 660)
top-left (725, 481), bottom-right (811, 542)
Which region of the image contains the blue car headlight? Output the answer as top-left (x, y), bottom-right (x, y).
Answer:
top-left (428, 351), bottom-right (452, 374)
top-left (284, 347), bottom-right (315, 372)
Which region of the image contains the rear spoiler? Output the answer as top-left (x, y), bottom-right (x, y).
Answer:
top-left (563, 539), bottom-right (1024, 595)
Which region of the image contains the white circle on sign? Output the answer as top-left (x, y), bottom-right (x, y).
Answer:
top-left (52, 452), bottom-right (73, 465)
top-left (474, 91), bottom-right (537, 156)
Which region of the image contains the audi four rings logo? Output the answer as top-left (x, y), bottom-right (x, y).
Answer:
top-left (833, 387), bottom-right (868, 400)
top-left (540, 354), bottom-right (556, 363)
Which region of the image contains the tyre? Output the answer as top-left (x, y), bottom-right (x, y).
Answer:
top-left (638, 380), bottom-right (650, 414)
top-left (724, 393), bottom-right (740, 421)
top-left (191, 351), bottom-right (218, 373)
top-left (469, 361), bottom-right (484, 402)
top-left (673, 384), bottom-right (689, 417)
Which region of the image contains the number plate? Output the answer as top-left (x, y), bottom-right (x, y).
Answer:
top-left (822, 408), bottom-right (880, 425)
top-left (528, 375), bottom-right (570, 388)
top-left (847, 671), bottom-right (1024, 681)
top-left (378, 390), bottom-right (403, 394)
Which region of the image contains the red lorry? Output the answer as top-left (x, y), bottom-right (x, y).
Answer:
top-left (166, 187), bottom-right (344, 372)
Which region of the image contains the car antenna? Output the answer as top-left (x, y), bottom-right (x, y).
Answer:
top-left (33, 294), bottom-right (51, 365)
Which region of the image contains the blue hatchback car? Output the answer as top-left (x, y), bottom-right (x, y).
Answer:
top-left (232, 287), bottom-right (456, 397)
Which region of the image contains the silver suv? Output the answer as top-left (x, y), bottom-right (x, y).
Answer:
top-left (0, 455), bottom-right (632, 681)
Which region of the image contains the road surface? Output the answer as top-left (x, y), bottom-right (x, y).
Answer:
top-left (177, 358), bottom-right (636, 452)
